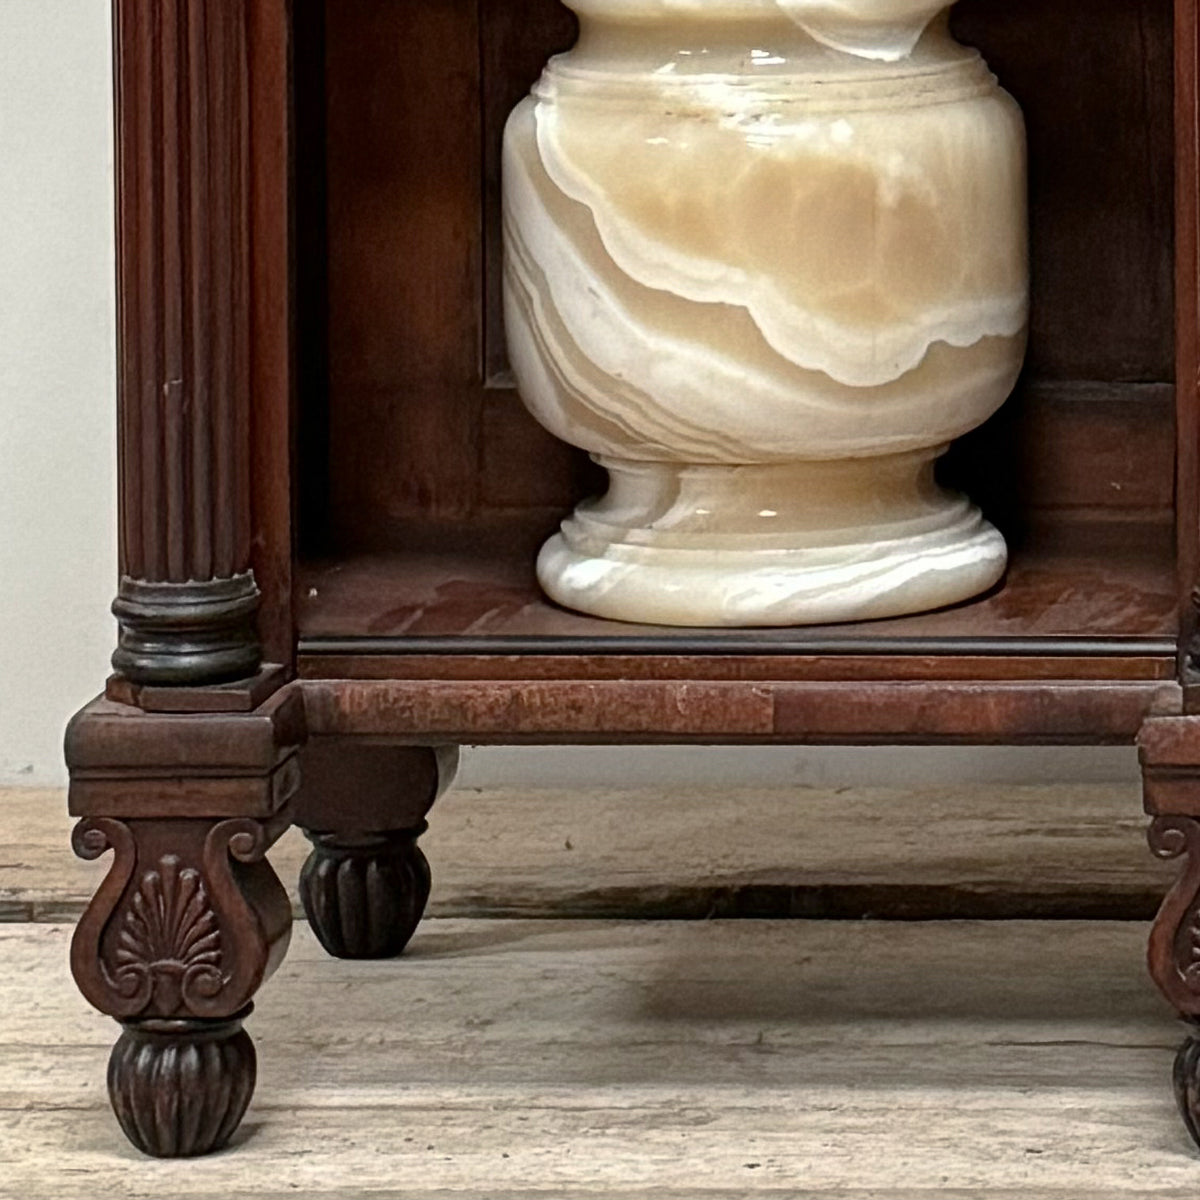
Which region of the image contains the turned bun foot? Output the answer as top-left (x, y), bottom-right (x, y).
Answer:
top-left (108, 1010), bottom-right (256, 1158)
top-left (1174, 1028), bottom-right (1200, 1150)
top-left (299, 824), bottom-right (431, 959)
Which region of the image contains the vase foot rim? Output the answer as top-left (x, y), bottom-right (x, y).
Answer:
top-left (538, 505), bottom-right (1007, 627)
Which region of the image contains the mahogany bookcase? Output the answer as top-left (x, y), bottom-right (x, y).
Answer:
top-left (66, 0), bottom-right (1200, 1160)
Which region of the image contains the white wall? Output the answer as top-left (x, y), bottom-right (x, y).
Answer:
top-left (0, 2), bottom-right (116, 785)
top-left (0, 4), bottom-right (1138, 791)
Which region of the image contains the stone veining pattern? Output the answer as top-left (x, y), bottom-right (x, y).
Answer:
top-left (503, 0), bottom-right (1029, 626)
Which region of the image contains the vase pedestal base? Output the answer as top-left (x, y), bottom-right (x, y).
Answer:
top-left (538, 453), bottom-right (1007, 628)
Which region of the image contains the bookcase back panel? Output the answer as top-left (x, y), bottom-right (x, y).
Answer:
top-left (299, 0), bottom-right (1175, 552)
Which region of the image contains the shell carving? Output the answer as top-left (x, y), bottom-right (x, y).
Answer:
top-left (115, 855), bottom-right (224, 1015)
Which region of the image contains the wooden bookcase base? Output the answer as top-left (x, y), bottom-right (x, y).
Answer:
top-left (58, 679), bottom-right (1200, 1156)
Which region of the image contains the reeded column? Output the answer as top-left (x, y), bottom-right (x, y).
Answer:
top-left (111, 0), bottom-right (260, 685)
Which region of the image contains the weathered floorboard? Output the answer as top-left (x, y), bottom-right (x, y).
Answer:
top-left (0, 920), bottom-right (1195, 1198)
top-left (2, 782), bottom-right (1172, 922)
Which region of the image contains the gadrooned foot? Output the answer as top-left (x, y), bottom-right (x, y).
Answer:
top-left (108, 1008), bottom-right (256, 1158)
top-left (1175, 1027), bottom-right (1200, 1151)
top-left (299, 823), bottom-right (431, 959)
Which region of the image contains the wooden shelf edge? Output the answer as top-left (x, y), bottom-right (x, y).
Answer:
top-left (298, 649), bottom-right (1177, 685)
top-left (297, 678), bottom-right (1184, 746)
top-left (298, 634), bottom-right (1177, 658)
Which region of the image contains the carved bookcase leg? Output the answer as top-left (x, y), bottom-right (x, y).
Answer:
top-left (66, 693), bottom-right (304, 1157)
top-left (1140, 718), bottom-right (1200, 1152)
top-left (295, 741), bottom-right (458, 959)
top-left (89, 0), bottom-right (297, 1158)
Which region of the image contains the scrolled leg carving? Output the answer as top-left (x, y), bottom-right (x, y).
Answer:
top-left (300, 825), bottom-right (431, 959)
top-left (1148, 815), bottom-right (1200, 1151)
top-left (71, 814), bottom-right (292, 1157)
top-left (1147, 816), bottom-right (1200, 1016)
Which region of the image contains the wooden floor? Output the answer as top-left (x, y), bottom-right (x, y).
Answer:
top-left (4, 920), bottom-right (1198, 1199)
top-left (5, 783), bottom-right (1200, 1197)
top-left (1, 781), bottom-right (1176, 922)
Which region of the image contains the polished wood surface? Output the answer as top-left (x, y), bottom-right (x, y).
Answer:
top-left (66, 689), bottom-right (304, 819)
top-left (114, 1), bottom-right (252, 585)
top-left (318, 0), bottom-right (485, 531)
top-left (300, 0), bottom-right (1176, 549)
top-left (246, 1), bottom-right (295, 667)
top-left (302, 654), bottom-right (1178, 685)
top-left (1176, 0), bottom-right (1200, 672)
top-left (295, 517), bottom-right (1177, 662)
top-left (955, 0), bottom-right (1174, 384)
top-left (303, 678), bottom-right (1181, 745)
top-left (65, 684), bottom-right (304, 1156)
top-left (295, 741), bottom-right (458, 959)
top-left (109, 0), bottom-right (295, 684)
top-left (111, 0), bottom-right (264, 685)
top-left (106, 664), bottom-right (290, 714)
